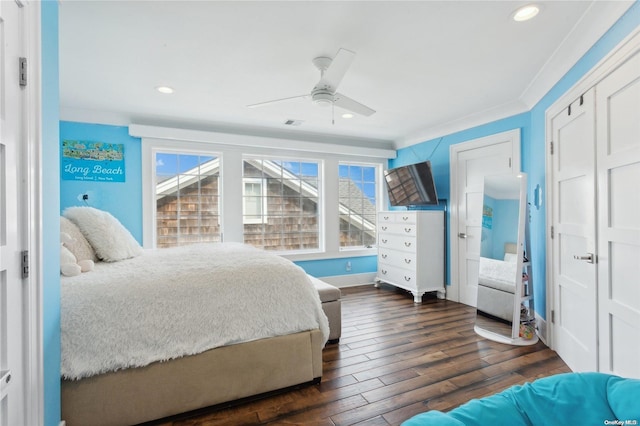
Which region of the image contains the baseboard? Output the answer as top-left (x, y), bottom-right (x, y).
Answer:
top-left (317, 272), bottom-right (376, 288)
top-left (535, 312), bottom-right (548, 345)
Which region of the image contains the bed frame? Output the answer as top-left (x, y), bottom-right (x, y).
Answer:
top-left (61, 329), bottom-right (324, 426)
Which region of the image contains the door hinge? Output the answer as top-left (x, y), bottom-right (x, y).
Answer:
top-left (19, 57), bottom-right (27, 87)
top-left (21, 250), bottom-right (29, 278)
top-left (508, 157), bottom-right (512, 168)
top-left (550, 141), bottom-right (554, 155)
top-left (550, 226), bottom-right (554, 239)
top-left (551, 310), bottom-right (555, 324)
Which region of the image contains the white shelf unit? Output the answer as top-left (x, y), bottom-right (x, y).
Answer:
top-left (375, 210), bottom-right (445, 303)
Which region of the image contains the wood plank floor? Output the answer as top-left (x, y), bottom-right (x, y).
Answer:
top-left (160, 284), bottom-right (570, 426)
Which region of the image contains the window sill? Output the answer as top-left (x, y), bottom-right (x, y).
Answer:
top-left (283, 247), bottom-right (377, 262)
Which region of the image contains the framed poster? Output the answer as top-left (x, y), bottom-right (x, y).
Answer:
top-left (61, 140), bottom-right (125, 182)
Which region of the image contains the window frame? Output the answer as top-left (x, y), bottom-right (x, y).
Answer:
top-left (338, 161), bottom-right (381, 251)
top-left (242, 177), bottom-right (268, 225)
top-left (147, 147), bottom-right (223, 248)
top-left (141, 133), bottom-right (390, 261)
top-left (241, 155), bottom-right (324, 254)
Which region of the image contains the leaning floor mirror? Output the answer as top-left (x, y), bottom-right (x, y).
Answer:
top-left (474, 173), bottom-right (538, 346)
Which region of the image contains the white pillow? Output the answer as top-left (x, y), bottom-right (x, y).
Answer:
top-left (63, 207), bottom-right (142, 262)
top-left (60, 216), bottom-right (97, 262)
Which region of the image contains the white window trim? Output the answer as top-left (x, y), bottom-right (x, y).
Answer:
top-left (242, 177), bottom-right (267, 225)
top-left (338, 161), bottom-right (383, 250)
top-left (140, 130), bottom-right (392, 260)
top-left (242, 155), bottom-right (324, 254)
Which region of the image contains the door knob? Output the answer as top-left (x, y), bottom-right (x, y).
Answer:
top-left (573, 253), bottom-right (595, 264)
top-left (458, 233), bottom-right (467, 239)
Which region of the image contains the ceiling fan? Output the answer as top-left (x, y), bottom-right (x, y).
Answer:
top-left (247, 48), bottom-right (376, 117)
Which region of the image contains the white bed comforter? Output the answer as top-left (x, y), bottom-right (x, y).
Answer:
top-left (61, 243), bottom-right (329, 380)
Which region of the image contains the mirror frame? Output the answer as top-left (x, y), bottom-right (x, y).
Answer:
top-left (474, 173), bottom-right (536, 345)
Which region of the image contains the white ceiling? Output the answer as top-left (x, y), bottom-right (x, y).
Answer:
top-left (58, 1), bottom-right (634, 149)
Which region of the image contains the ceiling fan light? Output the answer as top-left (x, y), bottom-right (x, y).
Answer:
top-left (512, 4), bottom-right (540, 21)
top-left (342, 113), bottom-right (354, 119)
top-left (313, 92), bottom-right (333, 107)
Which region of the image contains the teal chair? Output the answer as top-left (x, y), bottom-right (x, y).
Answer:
top-left (402, 373), bottom-right (640, 426)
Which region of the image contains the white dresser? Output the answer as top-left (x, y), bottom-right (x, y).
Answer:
top-left (376, 210), bottom-right (445, 303)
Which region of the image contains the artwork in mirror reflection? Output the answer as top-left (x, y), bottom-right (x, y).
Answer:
top-left (475, 174), bottom-right (523, 341)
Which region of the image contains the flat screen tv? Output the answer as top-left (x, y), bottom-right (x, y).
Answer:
top-left (384, 161), bottom-right (438, 206)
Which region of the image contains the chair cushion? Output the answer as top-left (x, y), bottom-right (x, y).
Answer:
top-left (308, 276), bottom-right (341, 303)
top-left (402, 373), bottom-right (638, 426)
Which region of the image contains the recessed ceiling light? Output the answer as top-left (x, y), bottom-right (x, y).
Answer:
top-left (512, 4), bottom-right (540, 22)
top-left (342, 113), bottom-right (354, 119)
top-left (156, 86), bottom-right (174, 94)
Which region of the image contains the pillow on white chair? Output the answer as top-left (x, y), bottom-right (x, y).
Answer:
top-left (63, 207), bottom-right (142, 262)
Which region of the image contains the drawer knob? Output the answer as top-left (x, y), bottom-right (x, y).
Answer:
top-left (404, 242), bottom-right (412, 247)
top-left (404, 227), bottom-right (412, 233)
top-left (404, 259), bottom-right (411, 264)
top-left (382, 239), bottom-right (388, 244)
top-left (381, 269), bottom-right (388, 275)
top-left (404, 276), bottom-right (411, 281)
top-left (381, 254), bottom-right (388, 259)
top-left (382, 226), bottom-right (388, 231)
top-left (383, 216), bottom-right (389, 220)
top-left (402, 216), bottom-right (409, 221)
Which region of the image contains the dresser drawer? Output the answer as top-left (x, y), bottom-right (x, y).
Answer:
top-left (377, 264), bottom-right (417, 288)
top-left (378, 249), bottom-right (417, 269)
top-left (378, 235), bottom-right (416, 252)
top-left (378, 211), bottom-right (417, 224)
top-left (378, 222), bottom-right (417, 236)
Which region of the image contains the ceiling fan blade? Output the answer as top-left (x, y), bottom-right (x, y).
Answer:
top-left (333, 92), bottom-right (376, 116)
top-left (316, 48), bottom-right (355, 92)
top-left (247, 94), bottom-right (308, 109)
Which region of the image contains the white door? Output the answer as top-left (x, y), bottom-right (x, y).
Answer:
top-left (550, 88), bottom-right (598, 372)
top-left (595, 52), bottom-right (640, 378)
top-left (450, 130), bottom-right (520, 305)
top-left (0, 1), bottom-right (27, 424)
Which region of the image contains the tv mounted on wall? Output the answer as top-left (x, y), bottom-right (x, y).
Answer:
top-left (384, 161), bottom-right (438, 206)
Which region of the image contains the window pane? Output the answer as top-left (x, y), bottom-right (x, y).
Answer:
top-left (243, 157), bottom-right (320, 252)
top-left (155, 152), bottom-right (221, 248)
top-left (339, 163), bottom-right (378, 249)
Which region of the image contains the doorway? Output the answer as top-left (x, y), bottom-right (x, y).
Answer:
top-left (449, 129), bottom-right (521, 304)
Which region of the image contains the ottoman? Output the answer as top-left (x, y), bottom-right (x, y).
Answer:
top-left (308, 275), bottom-right (342, 343)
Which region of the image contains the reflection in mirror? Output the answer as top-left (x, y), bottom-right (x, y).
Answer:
top-left (474, 173), bottom-right (537, 345)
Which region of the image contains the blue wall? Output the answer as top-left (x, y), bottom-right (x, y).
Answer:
top-left (45, 4), bottom-right (638, 423)
top-left (393, 2), bottom-right (640, 319)
top-left (59, 121), bottom-right (375, 277)
top-left (42, 1), bottom-right (60, 425)
top-left (296, 255), bottom-right (377, 277)
top-left (390, 112), bottom-right (531, 289)
top-left (60, 122), bottom-right (143, 243)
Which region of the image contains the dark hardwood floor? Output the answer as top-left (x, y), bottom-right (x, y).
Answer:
top-left (162, 284), bottom-right (570, 426)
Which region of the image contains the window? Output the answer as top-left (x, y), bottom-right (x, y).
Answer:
top-left (242, 178), bottom-right (267, 224)
top-left (243, 158), bottom-right (320, 252)
top-left (155, 152), bottom-right (221, 248)
top-left (339, 163), bottom-right (378, 248)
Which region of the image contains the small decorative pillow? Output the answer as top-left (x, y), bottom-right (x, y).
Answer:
top-left (60, 216), bottom-right (97, 262)
top-left (63, 207), bottom-right (142, 262)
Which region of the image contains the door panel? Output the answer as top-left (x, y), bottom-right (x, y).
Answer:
top-left (456, 140), bottom-right (515, 306)
top-left (0, 1), bottom-right (26, 424)
top-left (596, 52), bottom-right (640, 378)
top-left (551, 88), bottom-right (598, 372)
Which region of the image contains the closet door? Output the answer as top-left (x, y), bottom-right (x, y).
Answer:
top-left (550, 88), bottom-right (598, 372)
top-left (596, 52), bottom-right (640, 379)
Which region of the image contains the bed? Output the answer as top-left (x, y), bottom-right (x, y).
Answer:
top-left (476, 243), bottom-right (518, 322)
top-left (59, 207), bottom-right (329, 426)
